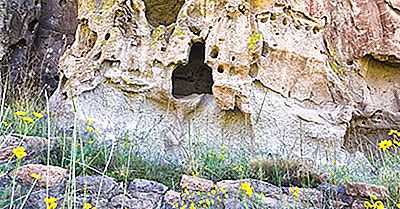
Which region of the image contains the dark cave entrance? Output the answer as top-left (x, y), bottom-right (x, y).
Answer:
top-left (172, 42), bottom-right (214, 98)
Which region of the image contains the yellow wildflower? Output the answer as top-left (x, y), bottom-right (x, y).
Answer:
top-left (33, 112), bottom-right (43, 119)
top-left (89, 140), bottom-right (94, 145)
top-left (12, 147), bottom-right (27, 159)
top-left (83, 203), bottom-right (92, 209)
top-left (86, 118), bottom-right (94, 125)
top-left (1, 121), bottom-right (9, 126)
top-left (87, 126), bottom-right (94, 132)
top-left (15, 111), bottom-right (27, 116)
top-left (370, 194), bottom-right (377, 200)
top-left (388, 130), bottom-right (399, 136)
top-left (239, 182), bottom-right (253, 197)
top-left (396, 203), bottom-right (400, 208)
top-left (224, 193), bottom-right (229, 198)
top-left (191, 171), bottom-right (199, 177)
top-left (184, 188), bottom-right (189, 195)
top-left (374, 201), bottom-right (384, 209)
top-left (22, 117), bottom-right (34, 123)
top-left (394, 140), bottom-right (400, 147)
top-left (175, 203), bottom-right (179, 208)
top-left (211, 190), bottom-right (217, 195)
top-left (290, 187), bottom-right (300, 199)
top-left (207, 192), bottom-right (211, 197)
top-left (205, 199), bottom-right (211, 206)
top-left (31, 173), bottom-right (41, 180)
top-left (189, 203), bottom-right (195, 209)
top-left (210, 199), bottom-right (214, 205)
top-left (378, 140), bottom-right (392, 151)
top-left (47, 202), bottom-right (57, 209)
top-left (364, 201), bottom-right (372, 209)
top-left (196, 191), bottom-right (201, 195)
top-left (44, 197), bottom-right (57, 209)
top-left (44, 197), bottom-right (56, 204)
top-left (180, 204), bottom-right (187, 209)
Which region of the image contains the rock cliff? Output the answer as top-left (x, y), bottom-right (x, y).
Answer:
top-left (50, 0), bottom-right (400, 169)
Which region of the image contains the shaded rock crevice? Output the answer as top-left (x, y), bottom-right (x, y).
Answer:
top-left (0, 0), bottom-right (78, 98)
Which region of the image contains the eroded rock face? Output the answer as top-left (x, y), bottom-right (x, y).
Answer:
top-left (0, 0), bottom-right (78, 96)
top-left (51, 0), bottom-right (400, 170)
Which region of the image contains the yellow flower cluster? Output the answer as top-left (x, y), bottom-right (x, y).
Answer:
top-left (13, 111), bottom-right (44, 124)
top-left (12, 147), bottom-right (27, 159)
top-left (388, 130), bottom-right (400, 137)
top-left (44, 197), bottom-right (57, 209)
top-left (239, 182), bottom-right (254, 197)
top-left (177, 184), bottom-right (228, 208)
top-left (378, 130), bottom-right (400, 150)
top-left (364, 200), bottom-right (384, 209)
top-left (83, 203), bottom-right (96, 209)
top-left (289, 186), bottom-right (300, 199)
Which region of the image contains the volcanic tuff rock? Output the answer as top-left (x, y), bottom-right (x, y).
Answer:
top-left (51, 0), bottom-right (400, 170)
top-left (0, 0), bottom-right (78, 95)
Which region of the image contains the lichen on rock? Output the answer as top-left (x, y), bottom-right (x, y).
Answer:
top-left (51, 0), bottom-right (400, 171)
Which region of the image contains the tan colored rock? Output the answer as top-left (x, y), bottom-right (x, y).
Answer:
top-left (345, 182), bottom-right (389, 200)
top-left (9, 164), bottom-right (68, 188)
top-left (164, 190), bottom-right (181, 206)
top-left (180, 175), bottom-right (215, 191)
top-left (50, 0), bottom-right (400, 173)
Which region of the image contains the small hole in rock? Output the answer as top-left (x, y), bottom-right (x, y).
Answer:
top-left (217, 66), bottom-right (224, 73)
top-left (105, 33), bottom-right (111, 40)
top-left (229, 66), bottom-right (235, 73)
top-left (210, 46), bottom-right (219, 58)
top-left (93, 52), bottom-right (102, 60)
top-left (172, 42), bottom-right (214, 98)
top-left (231, 56), bottom-right (236, 62)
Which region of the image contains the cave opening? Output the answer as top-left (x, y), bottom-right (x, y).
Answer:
top-left (172, 42), bottom-right (214, 98)
top-left (142, 0), bottom-right (184, 27)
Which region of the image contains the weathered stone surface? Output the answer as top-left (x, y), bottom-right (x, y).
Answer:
top-left (345, 182), bottom-right (389, 200)
top-left (75, 175), bottom-right (119, 200)
top-left (129, 179), bottom-right (169, 194)
top-left (180, 174), bottom-right (215, 191)
top-left (0, 174), bottom-right (379, 209)
top-left (50, 0), bottom-right (400, 173)
top-left (8, 164), bottom-right (67, 188)
top-left (164, 190), bottom-right (181, 206)
top-left (0, 134), bottom-right (48, 162)
top-left (0, 0), bottom-right (78, 96)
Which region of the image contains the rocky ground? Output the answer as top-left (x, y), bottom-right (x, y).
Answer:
top-left (0, 134), bottom-right (391, 209)
top-left (0, 166), bottom-right (390, 209)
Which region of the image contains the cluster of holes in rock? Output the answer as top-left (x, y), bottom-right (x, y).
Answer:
top-left (172, 42), bottom-right (214, 98)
